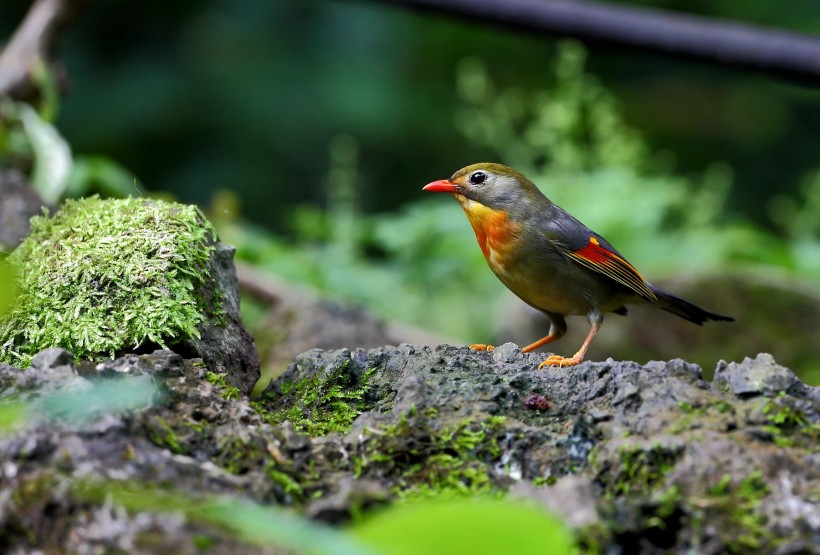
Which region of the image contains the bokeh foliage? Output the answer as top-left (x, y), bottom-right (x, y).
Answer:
top-left (221, 43), bottom-right (820, 350)
top-left (3, 0), bottom-right (820, 228)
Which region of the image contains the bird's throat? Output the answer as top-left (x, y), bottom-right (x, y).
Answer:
top-left (456, 197), bottom-right (519, 263)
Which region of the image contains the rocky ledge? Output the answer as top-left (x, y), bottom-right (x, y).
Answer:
top-left (0, 345), bottom-right (817, 554)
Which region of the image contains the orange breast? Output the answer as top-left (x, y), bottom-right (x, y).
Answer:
top-left (457, 198), bottom-right (520, 272)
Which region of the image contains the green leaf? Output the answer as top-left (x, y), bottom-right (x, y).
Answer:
top-left (18, 103), bottom-right (73, 204)
top-left (67, 155), bottom-right (140, 198)
top-left (0, 402), bottom-right (26, 434)
top-left (352, 497), bottom-right (576, 555)
top-left (196, 498), bottom-right (376, 555)
top-left (85, 482), bottom-right (376, 555)
top-left (42, 377), bottom-right (158, 423)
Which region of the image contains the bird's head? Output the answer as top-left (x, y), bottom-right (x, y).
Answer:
top-left (422, 163), bottom-right (543, 211)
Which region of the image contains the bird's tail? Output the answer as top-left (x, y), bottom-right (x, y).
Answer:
top-left (648, 284), bottom-right (734, 325)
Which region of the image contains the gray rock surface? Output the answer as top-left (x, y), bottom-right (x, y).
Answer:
top-left (714, 352), bottom-right (802, 397)
top-left (0, 169), bottom-right (46, 249)
top-left (0, 345), bottom-right (816, 553)
top-left (502, 276), bottom-right (820, 382)
top-left (184, 241), bottom-right (260, 395)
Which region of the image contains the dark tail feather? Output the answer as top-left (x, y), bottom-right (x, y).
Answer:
top-left (648, 284), bottom-right (734, 325)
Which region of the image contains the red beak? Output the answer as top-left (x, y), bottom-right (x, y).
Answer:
top-left (423, 179), bottom-right (458, 193)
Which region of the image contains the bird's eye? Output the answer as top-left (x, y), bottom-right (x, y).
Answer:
top-left (469, 171), bottom-right (487, 185)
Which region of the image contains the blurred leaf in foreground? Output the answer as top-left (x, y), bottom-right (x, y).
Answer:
top-left (66, 155), bottom-right (140, 198)
top-left (352, 497), bottom-right (576, 555)
top-left (40, 376), bottom-right (158, 424)
top-left (0, 401), bottom-right (26, 434)
top-left (80, 481), bottom-right (376, 555)
top-left (0, 375), bottom-right (158, 432)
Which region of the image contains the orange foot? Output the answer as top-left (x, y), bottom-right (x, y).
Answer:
top-left (537, 354), bottom-right (583, 369)
top-left (470, 343), bottom-right (495, 352)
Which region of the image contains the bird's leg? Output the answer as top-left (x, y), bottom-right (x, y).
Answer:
top-left (521, 334), bottom-right (559, 353)
top-left (523, 312), bottom-right (567, 354)
top-left (470, 343), bottom-right (495, 351)
top-left (538, 320), bottom-right (601, 369)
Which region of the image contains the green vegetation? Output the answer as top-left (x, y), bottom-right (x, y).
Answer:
top-left (0, 376), bottom-right (158, 436)
top-left (592, 459), bottom-right (779, 552)
top-left (146, 416), bottom-right (184, 454)
top-left (79, 480), bottom-right (577, 555)
top-left (649, 485), bottom-right (684, 530)
top-left (0, 95), bottom-right (137, 206)
top-left (763, 391), bottom-right (807, 428)
top-left (666, 399), bottom-right (736, 434)
top-left (352, 497), bottom-right (576, 555)
top-left (698, 471), bottom-right (773, 553)
top-left (0, 260), bottom-right (16, 317)
top-left (254, 364), bottom-right (377, 436)
top-left (352, 412), bottom-right (509, 501)
top-left (0, 196), bottom-right (219, 366)
top-left (760, 391), bottom-right (819, 448)
top-left (454, 43), bottom-right (817, 283)
top-left (206, 371), bottom-right (242, 400)
top-left (73, 480), bottom-right (373, 555)
top-left (598, 442), bottom-right (681, 497)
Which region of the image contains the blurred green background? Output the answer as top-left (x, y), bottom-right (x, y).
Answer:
top-left (1, 0), bottom-right (819, 382)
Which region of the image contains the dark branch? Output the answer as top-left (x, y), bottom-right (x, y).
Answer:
top-left (0, 0), bottom-right (91, 100)
top-left (367, 0), bottom-right (820, 84)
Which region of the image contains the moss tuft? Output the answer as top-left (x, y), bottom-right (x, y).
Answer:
top-left (206, 371), bottom-right (241, 400)
top-left (145, 416), bottom-right (183, 454)
top-left (599, 443), bottom-right (681, 497)
top-left (0, 196), bottom-right (219, 366)
top-left (697, 471), bottom-right (774, 553)
top-left (759, 392), bottom-right (818, 449)
top-left (254, 364), bottom-right (377, 436)
top-left (352, 413), bottom-right (508, 501)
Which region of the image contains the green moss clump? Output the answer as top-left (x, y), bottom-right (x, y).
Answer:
top-left (758, 392), bottom-right (819, 449)
top-left (212, 436), bottom-right (266, 475)
top-left (145, 416), bottom-right (184, 454)
top-left (352, 413), bottom-right (508, 501)
top-left (0, 259), bottom-right (17, 317)
top-left (600, 443), bottom-right (681, 497)
top-left (206, 371), bottom-right (241, 401)
top-left (697, 471), bottom-right (773, 553)
top-left (762, 392), bottom-right (806, 429)
top-left (254, 364), bottom-right (377, 436)
top-left (0, 196), bottom-right (218, 366)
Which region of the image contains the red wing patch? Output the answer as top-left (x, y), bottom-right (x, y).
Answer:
top-left (567, 236), bottom-right (657, 301)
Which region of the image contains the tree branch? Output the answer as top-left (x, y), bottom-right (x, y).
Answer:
top-left (0, 0), bottom-right (91, 100)
top-left (368, 0), bottom-right (820, 84)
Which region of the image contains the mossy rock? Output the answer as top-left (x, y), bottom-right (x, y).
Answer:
top-left (0, 345), bottom-right (816, 552)
top-left (0, 196), bottom-right (259, 394)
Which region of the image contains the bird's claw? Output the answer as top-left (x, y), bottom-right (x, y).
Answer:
top-left (537, 354), bottom-right (583, 369)
top-left (470, 343), bottom-right (495, 352)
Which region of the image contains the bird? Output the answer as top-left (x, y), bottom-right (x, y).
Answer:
top-left (422, 163), bottom-right (733, 368)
